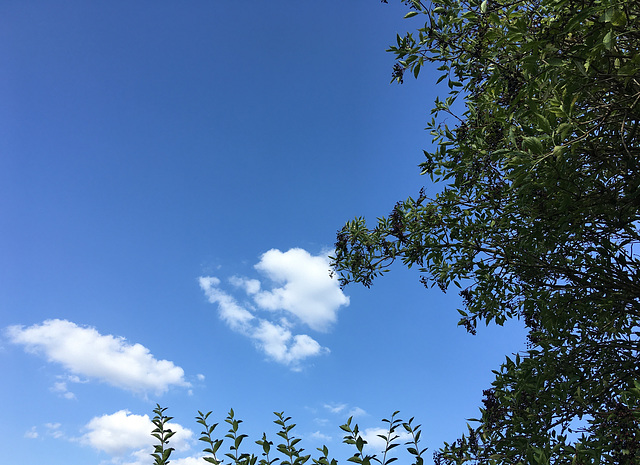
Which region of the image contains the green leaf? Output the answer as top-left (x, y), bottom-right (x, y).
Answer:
top-left (404, 11), bottom-right (419, 19)
top-left (603, 30), bottom-right (613, 50)
top-left (535, 113), bottom-right (552, 134)
top-left (610, 10), bottom-right (627, 27)
top-left (604, 8), bottom-right (627, 27)
top-left (522, 136), bottom-right (544, 155)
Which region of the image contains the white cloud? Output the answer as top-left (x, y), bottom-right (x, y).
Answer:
top-left (80, 410), bottom-right (193, 458)
top-left (122, 450), bottom-right (207, 465)
top-left (310, 431), bottom-right (332, 441)
top-left (348, 407), bottom-right (367, 418)
top-left (81, 411), bottom-right (153, 457)
top-left (359, 427), bottom-right (412, 453)
top-left (253, 248), bottom-right (349, 332)
top-left (200, 279), bottom-right (330, 369)
top-left (170, 456), bottom-right (209, 465)
top-left (24, 427), bottom-right (38, 439)
top-left (229, 276), bottom-right (261, 295)
top-left (121, 448), bottom-right (152, 465)
top-left (252, 320), bottom-right (328, 367)
top-left (6, 319), bottom-right (190, 395)
top-left (199, 248), bottom-right (349, 369)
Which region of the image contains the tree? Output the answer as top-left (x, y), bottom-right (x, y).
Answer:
top-left (332, 0), bottom-right (640, 463)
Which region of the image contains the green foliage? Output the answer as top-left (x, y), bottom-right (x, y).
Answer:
top-left (151, 404), bottom-right (176, 465)
top-left (333, 0), bottom-right (640, 463)
top-left (196, 410), bottom-right (224, 465)
top-left (151, 407), bottom-right (428, 465)
top-left (273, 412), bottom-right (310, 465)
top-left (223, 408), bottom-right (256, 465)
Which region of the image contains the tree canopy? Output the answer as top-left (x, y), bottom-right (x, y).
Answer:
top-left (332, 0), bottom-right (640, 463)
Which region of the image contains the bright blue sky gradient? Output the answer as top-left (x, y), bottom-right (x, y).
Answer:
top-left (1, 2), bottom-right (527, 464)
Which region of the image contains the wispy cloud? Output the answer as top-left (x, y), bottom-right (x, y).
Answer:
top-left (51, 381), bottom-right (76, 399)
top-left (200, 279), bottom-right (328, 369)
top-left (323, 403), bottom-right (347, 414)
top-left (323, 403), bottom-right (367, 418)
top-left (199, 248), bottom-right (349, 369)
top-left (45, 422), bottom-right (64, 439)
top-left (199, 277), bottom-right (256, 331)
top-left (6, 319), bottom-right (190, 395)
top-left (49, 374), bottom-right (89, 400)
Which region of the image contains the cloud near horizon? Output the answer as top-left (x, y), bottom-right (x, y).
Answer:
top-left (359, 427), bottom-right (412, 453)
top-left (6, 319), bottom-right (190, 395)
top-left (79, 410), bottom-right (196, 464)
top-left (199, 248), bottom-right (349, 369)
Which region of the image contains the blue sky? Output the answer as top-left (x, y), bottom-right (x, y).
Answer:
top-left (0, 2), bottom-right (528, 464)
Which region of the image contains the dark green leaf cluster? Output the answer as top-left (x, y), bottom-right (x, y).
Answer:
top-left (332, 0), bottom-right (640, 463)
top-left (151, 408), bottom-right (427, 465)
